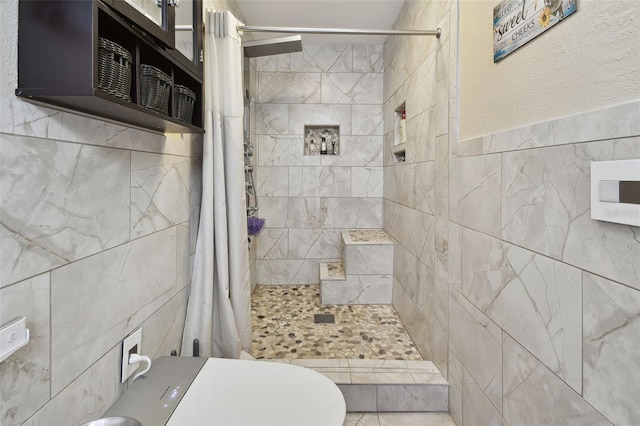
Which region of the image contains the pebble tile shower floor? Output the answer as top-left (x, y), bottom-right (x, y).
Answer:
top-left (251, 285), bottom-right (422, 360)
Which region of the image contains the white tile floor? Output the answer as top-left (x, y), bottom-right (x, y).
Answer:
top-left (346, 412), bottom-right (456, 425)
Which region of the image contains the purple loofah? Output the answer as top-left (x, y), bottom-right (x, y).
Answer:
top-left (247, 216), bottom-right (265, 236)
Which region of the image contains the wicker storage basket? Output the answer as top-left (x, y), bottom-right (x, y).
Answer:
top-left (172, 84), bottom-right (196, 123)
top-left (140, 64), bottom-right (172, 115)
top-left (98, 38), bottom-right (132, 101)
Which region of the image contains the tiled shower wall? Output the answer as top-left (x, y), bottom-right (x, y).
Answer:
top-left (383, 0), bottom-right (452, 369)
top-left (386, 1), bottom-right (640, 425)
top-left (254, 45), bottom-right (385, 284)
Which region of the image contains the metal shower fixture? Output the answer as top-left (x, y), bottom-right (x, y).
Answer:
top-left (243, 35), bottom-right (303, 58)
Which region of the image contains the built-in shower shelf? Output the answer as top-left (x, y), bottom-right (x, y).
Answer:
top-left (392, 143), bottom-right (406, 163)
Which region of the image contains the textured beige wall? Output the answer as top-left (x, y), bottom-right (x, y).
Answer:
top-left (458, 0), bottom-right (640, 139)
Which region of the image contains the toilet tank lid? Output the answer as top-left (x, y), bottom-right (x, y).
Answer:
top-left (104, 356), bottom-right (207, 425)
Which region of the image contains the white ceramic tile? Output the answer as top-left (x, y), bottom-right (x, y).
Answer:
top-left (583, 273), bottom-right (640, 426)
top-left (289, 104), bottom-right (352, 135)
top-left (502, 334), bottom-right (612, 426)
top-left (383, 200), bottom-right (434, 268)
top-left (447, 222), bottom-right (462, 291)
top-left (256, 259), bottom-right (319, 285)
top-left (405, 52), bottom-right (436, 120)
top-left (0, 274), bottom-right (50, 426)
top-left (320, 136), bottom-right (383, 168)
top-left (256, 228), bottom-right (289, 259)
top-left (449, 290), bottom-right (502, 411)
top-left (449, 153), bottom-right (501, 237)
top-left (256, 54), bottom-right (290, 72)
top-left (288, 166), bottom-right (351, 197)
top-left (256, 134), bottom-right (303, 166)
top-left (50, 227), bottom-right (177, 394)
top-left (353, 45), bottom-right (384, 73)
top-left (258, 72), bottom-right (321, 104)
top-left (351, 372), bottom-right (415, 385)
top-left (392, 282), bottom-right (433, 360)
top-left (291, 45), bottom-right (352, 72)
top-left (463, 368), bottom-right (506, 426)
top-left (0, 134), bottom-right (130, 288)
top-left (320, 198), bottom-right (382, 229)
top-left (189, 157), bottom-right (202, 254)
top-left (255, 166), bottom-right (289, 197)
top-left (289, 228), bottom-right (341, 259)
top-left (141, 286), bottom-right (189, 358)
top-left (346, 412), bottom-right (381, 426)
top-left (448, 353), bottom-right (463, 426)
top-left (344, 244), bottom-right (393, 275)
top-left (289, 359), bottom-right (344, 368)
top-left (255, 104), bottom-right (289, 135)
top-left (390, 224), bottom-right (434, 314)
top-left (6, 96), bottom-right (193, 156)
top-left (351, 167), bottom-right (383, 198)
top-left (502, 139), bottom-right (640, 290)
top-left (406, 107), bottom-right (436, 163)
top-left (322, 73), bottom-right (383, 105)
top-left (378, 412), bottom-right (456, 426)
top-left (176, 222), bottom-right (190, 290)
top-left (435, 79), bottom-right (449, 138)
top-left (434, 134), bottom-right (449, 255)
top-left (461, 227), bottom-right (582, 391)
top-left (352, 105), bottom-right (384, 136)
top-left (432, 254), bottom-right (449, 376)
top-left (131, 152), bottom-right (190, 238)
top-left (478, 100), bottom-right (640, 154)
top-left (25, 346), bottom-right (125, 426)
top-left (415, 161), bottom-right (436, 214)
top-left (322, 274), bottom-right (392, 305)
top-left (377, 385), bottom-right (448, 412)
top-left (339, 385), bottom-right (377, 412)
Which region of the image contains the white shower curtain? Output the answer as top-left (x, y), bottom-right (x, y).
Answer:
top-left (181, 10), bottom-right (251, 359)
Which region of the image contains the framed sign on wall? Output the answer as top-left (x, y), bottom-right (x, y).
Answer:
top-left (493, 0), bottom-right (577, 63)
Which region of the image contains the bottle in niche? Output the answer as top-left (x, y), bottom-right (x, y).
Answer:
top-left (309, 139), bottom-right (317, 155)
top-left (400, 111), bottom-right (407, 143)
top-left (320, 136), bottom-right (327, 155)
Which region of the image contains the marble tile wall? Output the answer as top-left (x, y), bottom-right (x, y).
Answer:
top-left (383, 0), bottom-right (450, 369)
top-left (447, 101), bottom-right (640, 424)
top-left (254, 44), bottom-right (384, 284)
top-left (0, 1), bottom-right (202, 423)
top-left (385, 0), bottom-right (639, 424)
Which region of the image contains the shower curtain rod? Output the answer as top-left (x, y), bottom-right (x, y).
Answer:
top-left (178, 24), bottom-right (441, 38)
top-left (237, 25), bottom-right (442, 38)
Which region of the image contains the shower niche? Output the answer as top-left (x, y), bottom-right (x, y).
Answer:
top-left (304, 126), bottom-right (340, 156)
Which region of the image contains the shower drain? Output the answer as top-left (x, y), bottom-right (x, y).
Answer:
top-left (313, 314), bottom-right (335, 324)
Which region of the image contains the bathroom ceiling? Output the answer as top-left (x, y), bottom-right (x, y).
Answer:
top-left (234, 0), bottom-right (406, 44)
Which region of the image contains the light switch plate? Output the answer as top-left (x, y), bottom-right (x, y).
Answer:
top-left (591, 159), bottom-right (640, 227)
top-left (121, 328), bottom-right (142, 383)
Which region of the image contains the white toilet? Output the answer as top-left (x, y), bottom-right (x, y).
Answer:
top-left (103, 356), bottom-right (346, 426)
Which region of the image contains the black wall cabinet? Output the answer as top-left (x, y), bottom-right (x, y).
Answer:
top-left (16, 0), bottom-right (204, 134)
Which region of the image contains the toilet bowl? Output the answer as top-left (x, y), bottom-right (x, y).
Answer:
top-left (103, 356), bottom-right (346, 426)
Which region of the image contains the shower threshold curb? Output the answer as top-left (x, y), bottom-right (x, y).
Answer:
top-left (261, 358), bottom-right (449, 412)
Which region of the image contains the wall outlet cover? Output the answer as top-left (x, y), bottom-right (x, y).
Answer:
top-left (121, 328), bottom-right (142, 383)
